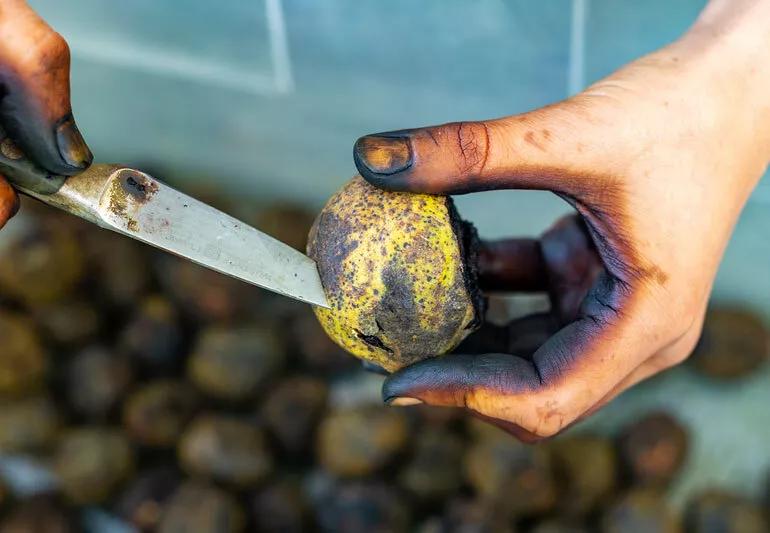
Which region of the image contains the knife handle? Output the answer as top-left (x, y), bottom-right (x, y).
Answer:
top-left (0, 126), bottom-right (67, 195)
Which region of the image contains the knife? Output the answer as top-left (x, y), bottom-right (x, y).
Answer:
top-left (0, 126), bottom-right (329, 308)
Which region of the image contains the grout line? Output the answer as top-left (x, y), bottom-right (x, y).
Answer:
top-left (568, 0), bottom-right (588, 96)
top-left (265, 0), bottom-right (295, 93)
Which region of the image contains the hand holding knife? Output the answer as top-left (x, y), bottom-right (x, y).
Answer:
top-left (0, 1), bottom-right (328, 309)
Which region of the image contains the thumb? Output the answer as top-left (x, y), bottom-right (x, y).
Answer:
top-left (354, 103), bottom-right (608, 196)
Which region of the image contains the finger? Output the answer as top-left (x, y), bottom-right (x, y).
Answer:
top-left (0, 0), bottom-right (92, 175)
top-left (540, 215), bottom-right (603, 321)
top-left (354, 102), bottom-right (607, 196)
top-left (478, 238), bottom-right (547, 292)
top-left (0, 175), bottom-right (20, 229)
top-left (383, 273), bottom-right (649, 438)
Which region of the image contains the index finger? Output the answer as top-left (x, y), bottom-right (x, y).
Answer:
top-left (0, 0), bottom-right (92, 175)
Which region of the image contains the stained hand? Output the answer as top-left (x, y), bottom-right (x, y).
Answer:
top-left (353, 0), bottom-right (770, 439)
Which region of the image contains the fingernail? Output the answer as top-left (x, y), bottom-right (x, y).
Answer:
top-left (354, 134), bottom-right (412, 175)
top-left (387, 397), bottom-right (423, 407)
top-left (56, 116), bottom-right (93, 170)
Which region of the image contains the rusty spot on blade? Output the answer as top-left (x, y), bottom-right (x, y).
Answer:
top-left (107, 170), bottom-right (159, 232)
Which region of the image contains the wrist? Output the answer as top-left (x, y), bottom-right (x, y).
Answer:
top-left (681, 0), bottom-right (770, 166)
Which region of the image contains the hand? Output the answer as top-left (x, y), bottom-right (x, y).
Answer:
top-left (0, 0), bottom-right (92, 226)
top-left (352, 0), bottom-right (770, 440)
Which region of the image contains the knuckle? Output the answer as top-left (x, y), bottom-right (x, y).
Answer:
top-left (23, 31), bottom-right (69, 71)
top-left (452, 121), bottom-right (490, 176)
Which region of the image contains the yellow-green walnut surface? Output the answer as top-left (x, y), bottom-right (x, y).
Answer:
top-left (308, 175), bottom-right (482, 372)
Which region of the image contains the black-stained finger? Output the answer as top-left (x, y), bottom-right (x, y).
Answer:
top-left (383, 352), bottom-right (543, 409)
top-left (479, 238), bottom-right (547, 292)
top-left (540, 214), bottom-right (603, 322)
top-left (0, 4), bottom-right (92, 176)
top-left (353, 102), bottom-right (618, 197)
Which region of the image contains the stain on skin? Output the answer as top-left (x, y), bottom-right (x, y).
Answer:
top-left (524, 130), bottom-right (546, 151)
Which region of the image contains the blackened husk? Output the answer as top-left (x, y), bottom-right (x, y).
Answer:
top-left (446, 197), bottom-right (486, 331)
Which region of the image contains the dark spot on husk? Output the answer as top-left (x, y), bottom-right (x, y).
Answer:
top-left (355, 329), bottom-right (393, 353)
top-left (308, 212), bottom-right (359, 296)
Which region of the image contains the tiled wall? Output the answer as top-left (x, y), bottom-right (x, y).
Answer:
top-left (27, 0), bottom-right (770, 311)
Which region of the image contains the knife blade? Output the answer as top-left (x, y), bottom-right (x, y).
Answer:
top-left (19, 163), bottom-right (329, 308)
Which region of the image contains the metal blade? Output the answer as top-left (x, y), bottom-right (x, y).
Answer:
top-left (23, 164), bottom-right (329, 308)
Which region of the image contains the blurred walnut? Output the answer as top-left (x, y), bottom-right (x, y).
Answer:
top-left (548, 435), bottom-right (618, 518)
top-left (685, 489), bottom-right (767, 533)
top-left (261, 375), bottom-right (328, 456)
top-left (530, 519), bottom-right (589, 533)
top-left (84, 229), bottom-right (151, 308)
top-left (0, 311), bottom-right (47, 396)
top-left (155, 255), bottom-right (261, 323)
top-left (314, 481), bottom-right (411, 533)
top-left (0, 214), bottom-right (84, 305)
top-left (66, 346), bottom-right (133, 420)
top-left (34, 298), bottom-right (100, 348)
top-left (0, 395), bottom-right (60, 453)
top-left (123, 380), bottom-right (199, 448)
top-left (115, 467), bottom-right (181, 532)
top-left (187, 325), bottom-right (285, 402)
top-left (601, 489), bottom-right (681, 533)
top-left (0, 495), bottom-right (76, 533)
top-left (398, 427), bottom-right (465, 502)
top-left (179, 414), bottom-right (272, 488)
top-left (317, 407), bottom-right (410, 477)
top-left (691, 307), bottom-right (769, 380)
top-left (420, 497), bottom-right (513, 533)
top-left (250, 478), bottom-right (310, 533)
top-left (290, 308), bottom-right (357, 374)
top-left (159, 480), bottom-right (244, 533)
top-left (53, 427), bottom-right (134, 505)
top-left (464, 431), bottom-right (556, 518)
top-left (118, 295), bottom-right (183, 374)
top-left (618, 412), bottom-right (689, 488)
